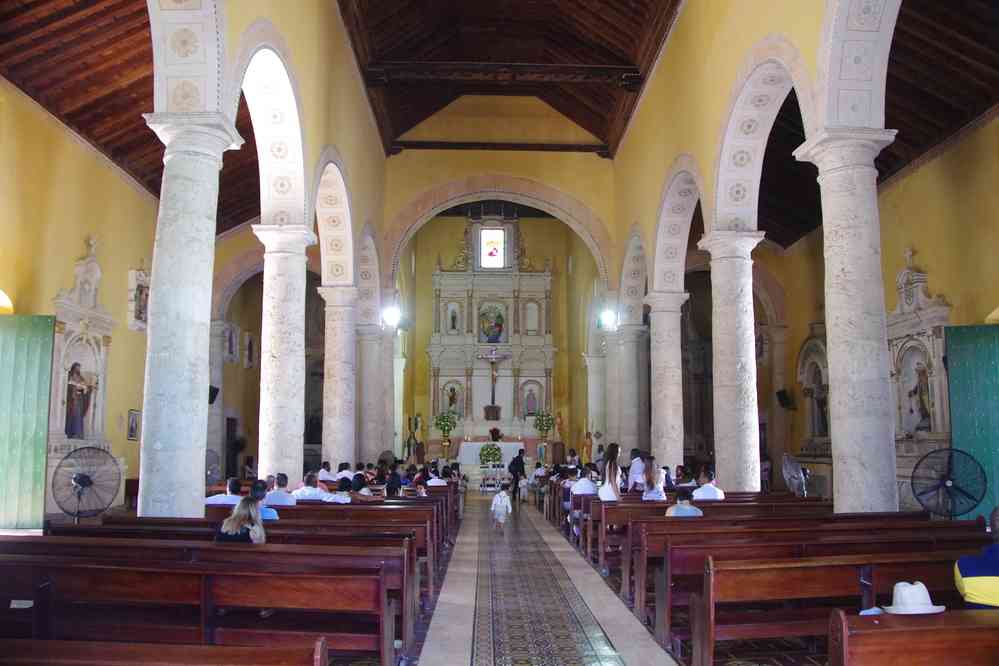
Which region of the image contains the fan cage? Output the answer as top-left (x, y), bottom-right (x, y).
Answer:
top-left (52, 446), bottom-right (122, 519)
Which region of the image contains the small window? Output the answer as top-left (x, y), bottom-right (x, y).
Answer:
top-left (480, 228), bottom-right (505, 268)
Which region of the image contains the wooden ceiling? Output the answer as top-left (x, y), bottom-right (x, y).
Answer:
top-left (338, 0), bottom-right (683, 157)
top-left (761, 0), bottom-right (999, 247)
top-left (1, 1), bottom-right (995, 242)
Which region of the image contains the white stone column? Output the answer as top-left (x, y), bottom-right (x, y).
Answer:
top-left (207, 320), bottom-right (227, 474)
top-left (617, 324), bottom-right (646, 453)
top-left (357, 324), bottom-right (384, 463)
top-left (253, 224), bottom-right (315, 486)
top-left (769, 324), bottom-right (790, 488)
top-left (697, 230), bottom-right (765, 492)
top-left (317, 286), bottom-right (358, 467)
top-left (381, 324), bottom-right (397, 454)
top-left (139, 112), bottom-right (242, 517)
top-left (393, 343), bottom-right (406, 458)
top-left (646, 291), bottom-right (689, 471)
top-left (604, 330), bottom-right (621, 443)
top-left (582, 353), bottom-right (607, 440)
top-left (795, 128), bottom-right (898, 512)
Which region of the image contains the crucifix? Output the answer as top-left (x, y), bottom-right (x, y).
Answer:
top-left (476, 346), bottom-right (512, 420)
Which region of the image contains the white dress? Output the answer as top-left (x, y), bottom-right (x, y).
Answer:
top-left (598, 466), bottom-right (622, 501)
top-left (491, 491), bottom-right (513, 523)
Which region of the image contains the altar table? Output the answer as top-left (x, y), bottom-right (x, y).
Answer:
top-left (457, 441), bottom-right (526, 468)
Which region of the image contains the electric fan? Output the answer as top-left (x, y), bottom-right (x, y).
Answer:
top-left (51, 446), bottom-right (122, 524)
top-left (781, 453), bottom-right (811, 498)
top-left (205, 449), bottom-right (222, 485)
top-left (910, 448), bottom-right (987, 518)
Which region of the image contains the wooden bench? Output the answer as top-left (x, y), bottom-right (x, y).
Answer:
top-left (828, 608), bottom-right (999, 666)
top-left (4, 534), bottom-right (418, 653)
top-left (689, 550), bottom-right (976, 666)
top-left (0, 638), bottom-right (328, 665)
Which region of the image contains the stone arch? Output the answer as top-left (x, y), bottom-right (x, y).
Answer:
top-left (312, 147), bottom-right (355, 286)
top-left (713, 35), bottom-right (815, 234)
top-left (228, 20), bottom-right (310, 231)
top-left (816, 0), bottom-right (902, 130)
top-left (147, 0), bottom-right (226, 114)
top-left (684, 252), bottom-right (786, 327)
top-left (797, 337), bottom-right (830, 386)
top-left (356, 226), bottom-right (382, 326)
top-left (383, 174), bottom-right (613, 289)
top-left (619, 229), bottom-right (648, 326)
top-left (653, 154), bottom-right (706, 292)
top-left (212, 245), bottom-right (321, 320)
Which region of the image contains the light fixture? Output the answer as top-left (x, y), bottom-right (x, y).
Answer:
top-left (0, 289), bottom-right (13, 315)
top-left (599, 309), bottom-right (617, 330)
top-left (382, 305), bottom-right (402, 328)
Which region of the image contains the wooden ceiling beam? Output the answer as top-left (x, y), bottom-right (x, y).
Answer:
top-left (55, 63), bottom-right (152, 115)
top-left (899, 4), bottom-right (999, 70)
top-left (887, 58), bottom-right (986, 112)
top-left (0, 0), bottom-right (128, 58)
top-left (390, 140), bottom-right (609, 157)
top-left (39, 37), bottom-right (151, 94)
top-left (366, 61), bottom-right (641, 90)
top-left (894, 18), bottom-right (999, 89)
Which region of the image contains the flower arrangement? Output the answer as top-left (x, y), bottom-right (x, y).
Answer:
top-left (434, 411), bottom-right (457, 440)
top-left (534, 411), bottom-right (555, 441)
top-left (480, 442), bottom-right (502, 465)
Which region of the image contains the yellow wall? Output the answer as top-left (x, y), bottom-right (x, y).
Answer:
top-left (0, 77), bottom-right (158, 478)
top-left (222, 273), bottom-right (263, 467)
top-left (398, 216), bottom-right (596, 447)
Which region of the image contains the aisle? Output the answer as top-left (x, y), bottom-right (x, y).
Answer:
top-left (421, 493), bottom-right (671, 666)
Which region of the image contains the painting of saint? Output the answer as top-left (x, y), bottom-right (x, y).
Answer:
top-left (908, 361), bottom-right (932, 431)
top-left (127, 410), bottom-right (141, 441)
top-left (65, 362), bottom-right (95, 439)
top-left (524, 387), bottom-right (539, 418)
top-left (134, 283), bottom-right (148, 323)
top-left (479, 303), bottom-right (506, 343)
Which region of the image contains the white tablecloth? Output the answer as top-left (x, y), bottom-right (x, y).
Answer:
top-left (457, 441), bottom-right (525, 469)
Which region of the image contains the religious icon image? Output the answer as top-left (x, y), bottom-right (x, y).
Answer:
top-left (479, 303), bottom-right (506, 343)
top-left (447, 302), bottom-right (460, 333)
top-left (442, 382), bottom-right (463, 417)
top-left (127, 409), bottom-right (141, 441)
top-left (907, 360), bottom-right (932, 432)
top-left (134, 283), bottom-right (148, 324)
top-left (480, 228), bottom-right (505, 268)
top-left (65, 362), bottom-right (96, 439)
top-left (524, 387), bottom-right (539, 417)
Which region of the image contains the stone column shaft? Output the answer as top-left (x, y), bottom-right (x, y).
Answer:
top-left (796, 128), bottom-right (898, 512)
top-left (512, 368), bottom-right (521, 419)
top-left (357, 324), bottom-right (384, 463)
top-left (513, 289), bottom-right (521, 334)
top-left (431, 367), bottom-right (440, 415)
top-left (382, 324), bottom-right (397, 452)
top-left (318, 286), bottom-right (358, 467)
top-left (583, 353), bottom-right (607, 440)
top-left (138, 112), bottom-right (241, 518)
top-left (465, 367), bottom-right (474, 418)
top-left (544, 290), bottom-right (552, 334)
top-left (604, 331), bottom-right (621, 443)
top-left (433, 289), bottom-right (441, 334)
top-left (544, 368), bottom-right (553, 414)
top-left (466, 290), bottom-right (474, 334)
top-left (253, 224), bottom-right (315, 487)
top-left (698, 230), bottom-right (765, 492)
top-left (207, 320), bottom-right (227, 475)
top-left (616, 324), bottom-right (646, 453)
top-left (646, 291), bottom-right (689, 471)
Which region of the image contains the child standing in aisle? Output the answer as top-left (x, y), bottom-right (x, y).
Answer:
top-left (491, 482), bottom-right (513, 532)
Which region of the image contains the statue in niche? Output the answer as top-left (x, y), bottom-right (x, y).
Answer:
top-left (447, 386), bottom-right (458, 410)
top-left (907, 360), bottom-right (932, 432)
top-left (447, 303), bottom-right (459, 333)
top-left (65, 362), bottom-right (96, 439)
top-left (524, 387), bottom-right (538, 417)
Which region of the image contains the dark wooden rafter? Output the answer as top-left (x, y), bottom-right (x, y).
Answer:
top-left (366, 61), bottom-right (641, 90)
top-left (391, 140), bottom-right (609, 157)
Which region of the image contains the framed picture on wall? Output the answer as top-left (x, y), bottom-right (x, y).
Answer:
top-left (127, 409), bottom-right (141, 441)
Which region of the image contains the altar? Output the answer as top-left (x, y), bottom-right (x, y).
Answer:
top-left (457, 440), bottom-right (528, 468)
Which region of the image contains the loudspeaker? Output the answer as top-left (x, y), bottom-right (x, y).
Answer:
top-left (776, 389), bottom-right (795, 410)
top-left (209, 385), bottom-right (220, 405)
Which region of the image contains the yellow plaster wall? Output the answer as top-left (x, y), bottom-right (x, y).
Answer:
top-left (221, 273), bottom-right (263, 467)
top-left (398, 216), bottom-right (596, 447)
top-left (0, 77), bottom-right (159, 478)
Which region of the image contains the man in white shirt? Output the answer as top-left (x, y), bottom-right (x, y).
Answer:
top-left (626, 449), bottom-right (646, 492)
top-left (427, 466), bottom-right (448, 486)
top-left (570, 470), bottom-right (597, 497)
top-left (334, 462), bottom-right (354, 483)
top-left (292, 473), bottom-right (331, 501)
top-left (317, 462), bottom-right (336, 483)
top-left (264, 472), bottom-right (296, 506)
top-left (205, 478), bottom-right (242, 505)
top-left (692, 469), bottom-right (726, 500)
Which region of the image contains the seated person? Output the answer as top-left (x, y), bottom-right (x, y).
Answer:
top-left (323, 477), bottom-right (353, 504)
top-left (561, 467), bottom-right (579, 512)
top-left (566, 448), bottom-right (580, 466)
top-left (641, 459), bottom-right (668, 501)
top-left (401, 465), bottom-right (418, 486)
top-left (352, 473), bottom-right (374, 496)
top-left (571, 466), bottom-right (598, 497)
top-left (955, 506), bottom-right (999, 609)
top-left (626, 449), bottom-right (646, 492)
top-left (317, 461), bottom-right (336, 482)
top-left (242, 456), bottom-right (257, 480)
top-left (248, 479), bottom-right (279, 519)
top-left (428, 466), bottom-right (449, 486)
top-left (215, 495), bottom-right (266, 543)
top-left (334, 462), bottom-right (354, 482)
top-left (264, 472), bottom-right (296, 506)
top-left (264, 474), bottom-right (276, 492)
top-left (365, 462), bottom-right (377, 483)
top-left (292, 472), bottom-right (331, 500)
top-left (206, 477), bottom-right (242, 505)
top-left (692, 469), bottom-right (725, 500)
top-left (666, 487), bottom-right (704, 517)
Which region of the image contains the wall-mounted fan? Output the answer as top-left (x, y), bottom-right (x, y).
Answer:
top-left (782, 453), bottom-right (811, 498)
top-left (206, 449), bottom-right (222, 485)
top-left (51, 446), bottom-right (122, 524)
top-left (910, 448), bottom-right (987, 518)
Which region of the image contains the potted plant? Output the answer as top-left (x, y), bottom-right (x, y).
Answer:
top-left (434, 411), bottom-right (457, 457)
top-left (534, 411), bottom-right (555, 443)
top-left (480, 441), bottom-right (502, 465)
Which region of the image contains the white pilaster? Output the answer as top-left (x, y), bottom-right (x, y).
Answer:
top-left (253, 224), bottom-right (316, 487)
top-left (795, 127), bottom-right (898, 513)
top-left (139, 112), bottom-right (242, 517)
top-left (207, 319), bottom-right (227, 474)
top-left (394, 344), bottom-right (406, 459)
top-left (698, 230), bottom-right (765, 492)
top-left (646, 290), bottom-right (689, 471)
top-left (604, 330), bottom-right (621, 443)
top-left (357, 323), bottom-right (384, 463)
top-left (318, 286), bottom-right (358, 467)
top-left (381, 324), bottom-right (398, 454)
top-left (616, 324), bottom-right (646, 453)
top-left (582, 353), bottom-right (607, 442)
top-left (768, 324), bottom-right (790, 485)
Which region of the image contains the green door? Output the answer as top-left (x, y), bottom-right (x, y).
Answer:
top-left (0, 315), bottom-right (55, 528)
top-left (946, 325), bottom-right (999, 521)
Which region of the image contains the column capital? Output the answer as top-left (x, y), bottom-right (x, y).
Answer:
top-left (356, 323), bottom-right (383, 340)
top-left (697, 229), bottom-right (765, 259)
top-left (144, 112), bottom-right (243, 162)
top-left (793, 127), bottom-right (896, 171)
top-left (617, 323), bottom-right (648, 344)
top-left (768, 323), bottom-right (790, 344)
top-left (644, 290), bottom-right (689, 313)
top-left (252, 224), bottom-right (317, 254)
top-left (317, 285), bottom-right (358, 308)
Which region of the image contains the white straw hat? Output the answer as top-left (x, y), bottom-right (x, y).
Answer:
top-left (881, 581), bottom-right (945, 615)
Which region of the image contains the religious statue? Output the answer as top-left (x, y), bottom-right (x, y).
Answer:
top-left (65, 362), bottom-right (96, 439)
top-left (447, 386), bottom-right (458, 410)
top-left (524, 388), bottom-right (538, 417)
top-left (908, 361), bottom-right (932, 431)
top-left (582, 431), bottom-right (593, 464)
top-left (450, 308), bottom-right (458, 331)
